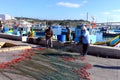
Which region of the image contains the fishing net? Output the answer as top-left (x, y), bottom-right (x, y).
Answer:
top-left (0, 48), bottom-right (91, 80)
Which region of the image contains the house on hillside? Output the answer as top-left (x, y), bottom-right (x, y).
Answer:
top-left (0, 14), bottom-right (15, 21)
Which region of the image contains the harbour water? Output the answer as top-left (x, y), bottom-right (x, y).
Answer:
top-left (46, 27), bottom-right (116, 43)
top-left (3, 25), bottom-right (117, 43)
top-left (96, 32), bottom-right (114, 42)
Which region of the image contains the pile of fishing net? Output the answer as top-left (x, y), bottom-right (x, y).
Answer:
top-left (0, 48), bottom-right (92, 80)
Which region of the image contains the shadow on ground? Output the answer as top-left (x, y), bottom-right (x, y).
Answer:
top-left (94, 65), bottom-right (120, 70)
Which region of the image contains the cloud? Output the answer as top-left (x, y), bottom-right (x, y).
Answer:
top-left (56, 1), bottom-right (88, 8)
top-left (80, 13), bottom-right (86, 16)
top-left (57, 2), bottom-right (81, 8)
top-left (82, 0), bottom-right (88, 4)
top-left (97, 9), bottom-right (120, 22)
top-left (101, 12), bottom-right (111, 15)
top-left (100, 11), bottom-right (120, 22)
top-left (112, 9), bottom-right (120, 12)
top-left (109, 14), bottom-right (120, 22)
top-left (101, 9), bottom-right (120, 16)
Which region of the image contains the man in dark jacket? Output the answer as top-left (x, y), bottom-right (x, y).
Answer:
top-left (0, 21), bottom-right (3, 32)
top-left (45, 26), bottom-right (53, 48)
top-left (66, 26), bottom-right (71, 41)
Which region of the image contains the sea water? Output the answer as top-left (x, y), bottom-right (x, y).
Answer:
top-left (96, 32), bottom-right (114, 42)
top-left (5, 26), bottom-right (114, 43)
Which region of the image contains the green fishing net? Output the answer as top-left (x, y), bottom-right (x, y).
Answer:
top-left (0, 48), bottom-right (88, 80)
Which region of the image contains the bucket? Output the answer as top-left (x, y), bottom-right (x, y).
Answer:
top-left (22, 36), bottom-right (27, 42)
top-left (57, 35), bottom-right (66, 42)
top-left (3, 27), bottom-right (9, 32)
top-left (74, 37), bottom-right (80, 42)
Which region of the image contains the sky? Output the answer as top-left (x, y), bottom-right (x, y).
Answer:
top-left (1, 0), bottom-right (120, 23)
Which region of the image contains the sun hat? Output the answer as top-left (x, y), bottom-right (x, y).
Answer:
top-left (82, 26), bottom-right (87, 30)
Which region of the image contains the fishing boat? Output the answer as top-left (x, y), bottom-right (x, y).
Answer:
top-left (0, 42), bottom-right (31, 52)
top-left (103, 29), bottom-right (120, 37)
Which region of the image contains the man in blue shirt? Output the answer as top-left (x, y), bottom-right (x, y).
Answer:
top-left (80, 25), bottom-right (90, 58)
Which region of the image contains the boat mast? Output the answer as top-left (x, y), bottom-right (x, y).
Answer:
top-left (86, 12), bottom-right (88, 21)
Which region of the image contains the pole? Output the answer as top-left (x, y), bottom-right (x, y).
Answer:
top-left (86, 12), bottom-right (88, 21)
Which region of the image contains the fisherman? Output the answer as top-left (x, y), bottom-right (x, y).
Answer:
top-left (79, 24), bottom-right (90, 60)
top-left (28, 28), bottom-right (34, 38)
top-left (45, 26), bottom-right (53, 48)
top-left (66, 26), bottom-right (71, 41)
top-left (0, 20), bottom-right (3, 32)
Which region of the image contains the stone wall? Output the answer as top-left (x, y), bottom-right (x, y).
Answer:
top-left (37, 39), bottom-right (120, 58)
top-left (0, 33), bottom-right (21, 41)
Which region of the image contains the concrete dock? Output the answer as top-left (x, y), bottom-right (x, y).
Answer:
top-left (0, 32), bottom-right (120, 58)
top-left (36, 39), bottom-right (120, 59)
top-left (0, 38), bottom-right (119, 80)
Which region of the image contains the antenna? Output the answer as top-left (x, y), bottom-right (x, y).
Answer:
top-left (86, 12), bottom-right (88, 21)
top-left (91, 16), bottom-right (95, 22)
top-left (91, 16), bottom-right (96, 28)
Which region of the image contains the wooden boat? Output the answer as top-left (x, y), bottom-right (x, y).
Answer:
top-left (0, 42), bottom-right (31, 52)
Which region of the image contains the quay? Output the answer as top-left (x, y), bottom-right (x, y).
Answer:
top-left (0, 37), bottom-right (119, 80)
top-left (38, 40), bottom-right (120, 59)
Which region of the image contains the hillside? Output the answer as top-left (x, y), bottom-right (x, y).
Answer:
top-left (15, 17), bottom-right (90, 26)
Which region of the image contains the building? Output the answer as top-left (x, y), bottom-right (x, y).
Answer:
top-left (0, 14), bottom-right (15, 21)
top-left (96, 22), bottom-right (120, 29)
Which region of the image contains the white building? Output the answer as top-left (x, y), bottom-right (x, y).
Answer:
top-left (0, 14), bottom-right (15, 21)
top-left (96, 22), bottom-right (120, 29)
